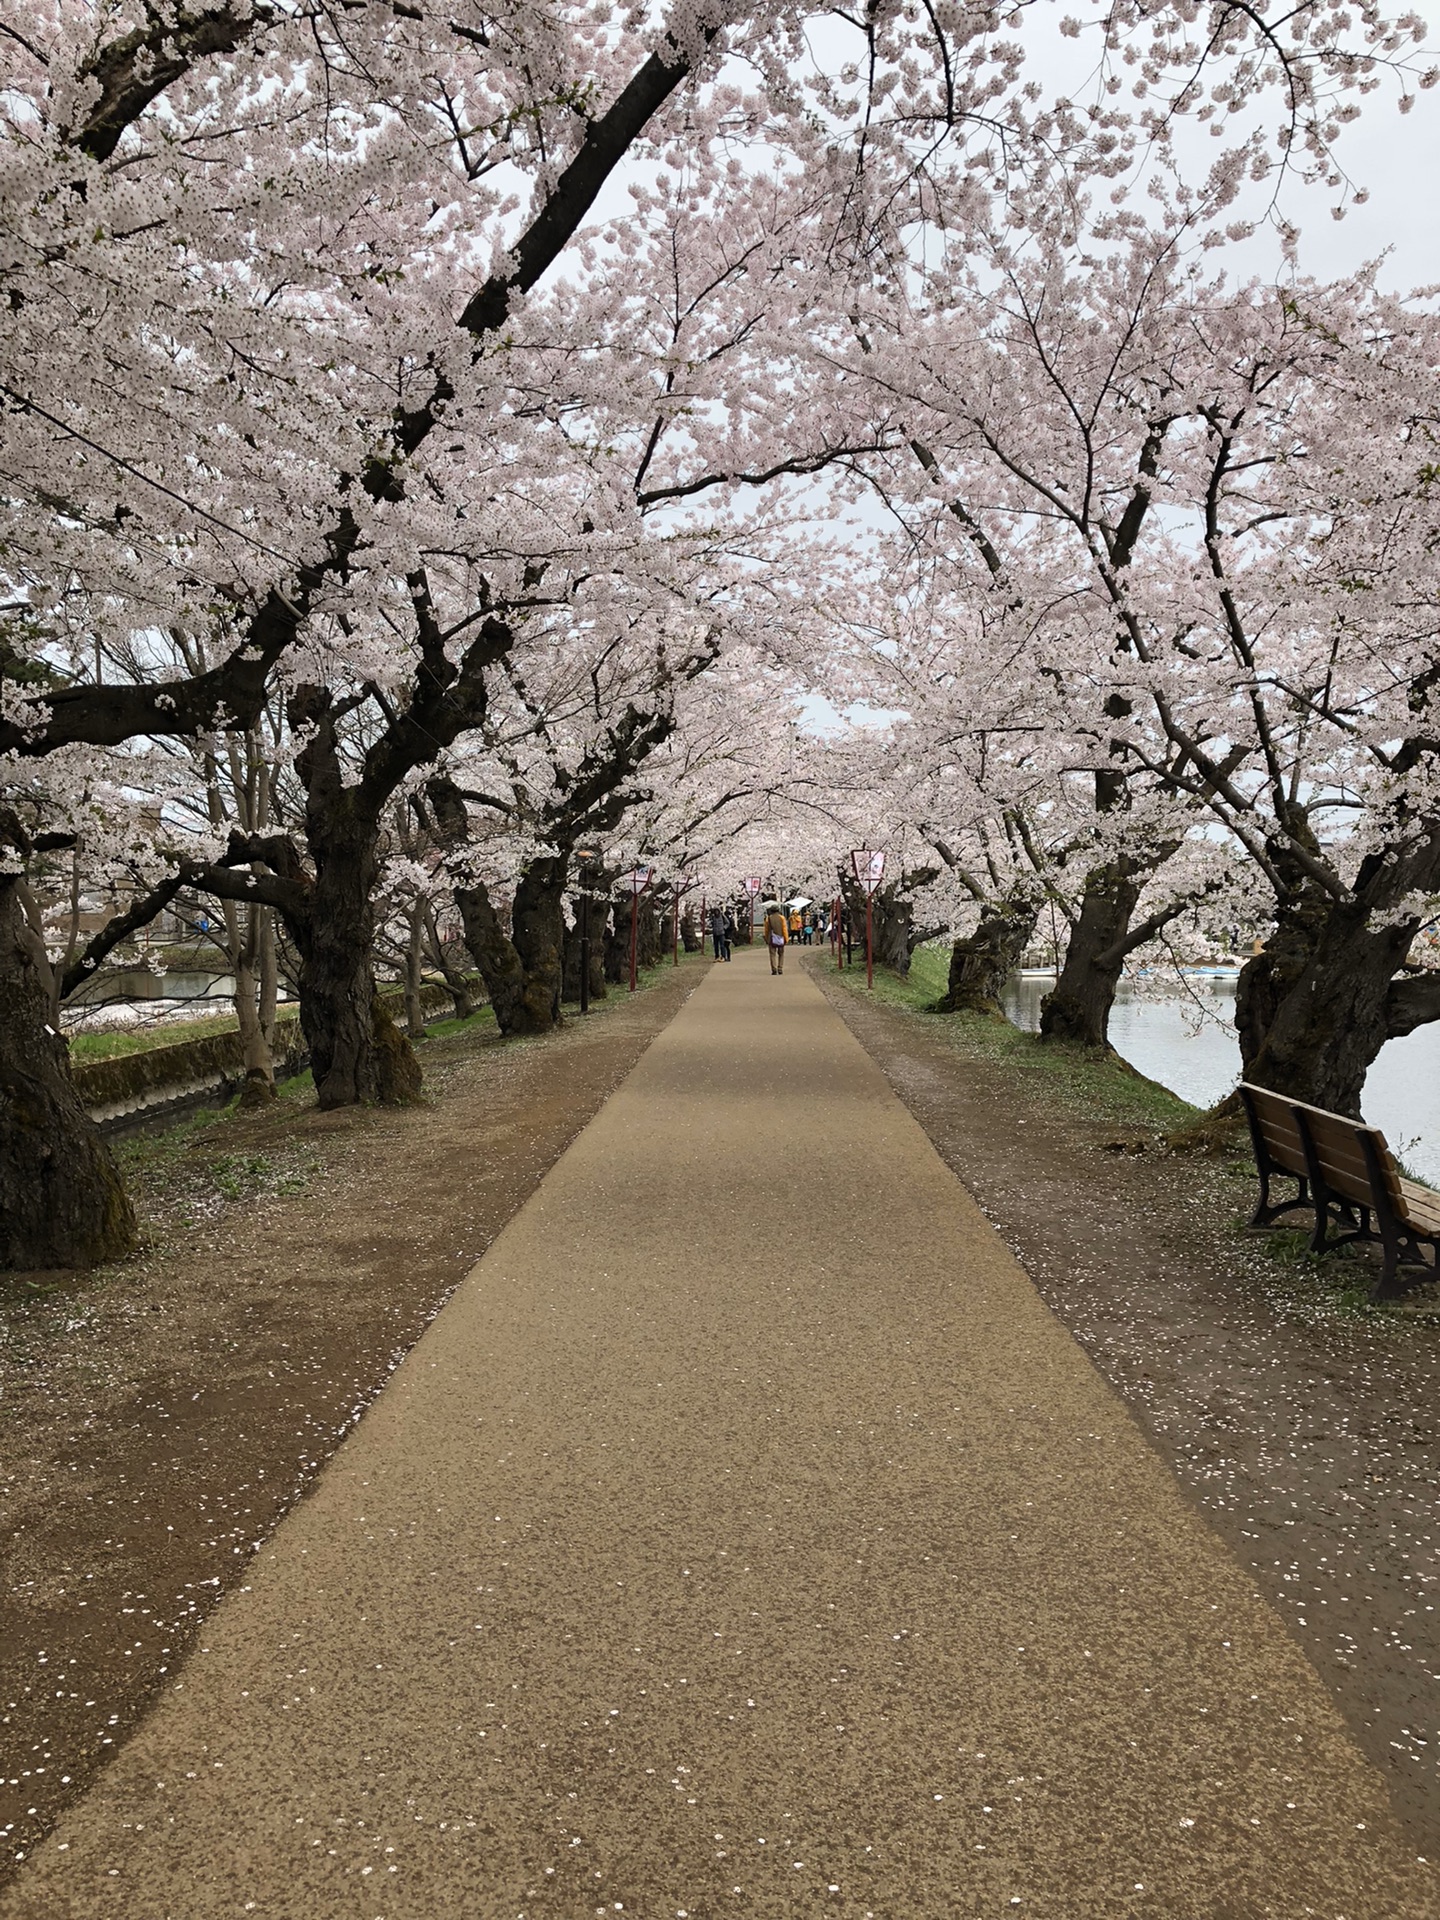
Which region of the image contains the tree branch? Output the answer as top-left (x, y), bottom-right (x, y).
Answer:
top-left (60, 870), bottom-right (188, 1000)
top-left (71, 4), bottom-right (276, 162)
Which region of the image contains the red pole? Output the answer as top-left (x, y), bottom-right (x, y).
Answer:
top-left (866, 891), bottom-right (874, 990)
top-left (629, 882), bottom-right (639, 992)
top-left (673, 886), bottom-right (680, 966)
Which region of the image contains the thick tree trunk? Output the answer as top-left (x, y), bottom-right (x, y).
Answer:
top-left (292, 717), bottom-right (422, 1108)
top-left (840, 871), bottom-right (938, 978)
top-left (680, 905), bottom-right (701, 953)
top-left (561, 898), bottom-right (609, 1005)
top-left (604, 895), bottom-right (630, 982)
top-left (0, 880), bottom-right (136, 1270)
top-left (873, 894), bottom-right (913, 973)
top-left (1237, 890), bottom-right (1414, 1116)
top-left (455, 857), bottom-right (568, 1035)
top-left (938, 898), bottom-right (1041, 1015)
top-left (297, 818), bottom-right (421, 1107)
top-left (1040, 859), bottom-right (1144, 1048)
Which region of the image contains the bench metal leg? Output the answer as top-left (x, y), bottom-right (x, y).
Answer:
top-left (1250, 1165), bottom-right (1311, 1229)
top-left (1356, 1132), bottom-right (1435, 1302)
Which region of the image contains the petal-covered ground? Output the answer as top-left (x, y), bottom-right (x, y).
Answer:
top-left (3, 950), bottom-right (1432, 1918)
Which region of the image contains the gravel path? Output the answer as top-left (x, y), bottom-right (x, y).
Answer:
top-left (3, 951), bottom-right (1433, 1919)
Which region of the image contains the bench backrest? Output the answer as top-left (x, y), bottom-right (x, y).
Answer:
top-left (1240, 1084), bottom-right (1308, 1177)
top-left (1240, 1083), bottom-right (1401, 1212)
top-left (1301, 1107), bottom-right (1403, 1212)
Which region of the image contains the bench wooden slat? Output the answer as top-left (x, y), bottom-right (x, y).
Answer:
top-left (1398, 1177), bottom-right (1440, 1237)
top-left (1254, 1116), bottom-right (1306, 1166)
top-left (1302, 1113), bottom-right (1405, 1208)
top-left (1302, 1141), bottom-right (1386, 1197)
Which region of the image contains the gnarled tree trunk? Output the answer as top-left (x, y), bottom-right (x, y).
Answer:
top-left (1040, 859), bottom-right (1143, 1048)
top-left (604, 894), bottom-right (631, 982)
top-left (0, 880), bottom-right (136, 1270)
top-left (455, 855), bottom-right (568, 1035)
top-left (840, 868), bottom-right (940, 979)
top-left (561, 898), bottom-right (609, 1005)
top-left (1237, 880), bottom-right (1417, 1117)
top-left (292, 713), bottom-right (422, 1108)
top-left (938, 897), bottom-right (1041, 1015)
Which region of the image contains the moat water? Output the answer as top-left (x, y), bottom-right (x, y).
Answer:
top-left (1002, 971), bottom-right (1440, 1187)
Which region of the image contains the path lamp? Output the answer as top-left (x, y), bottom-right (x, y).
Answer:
top-left (850, 849), bottom-right (887, 990)
top-left (574, 847), bottom-right (602, 1015)
top-left (626, 865), bottom-right (654, 992)
top-left (744, 875), bottom-right (762, 944)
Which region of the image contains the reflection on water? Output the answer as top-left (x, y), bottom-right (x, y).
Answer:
top-left (1002, 972), bottom-right (1440, 1187)
top-left (77, 969), bottom-right (236, 1005)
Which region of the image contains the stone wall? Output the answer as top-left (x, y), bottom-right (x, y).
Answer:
top-left (75, 983), bottom-right (469, 1128)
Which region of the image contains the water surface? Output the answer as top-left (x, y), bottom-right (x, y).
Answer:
top-left (1002, 972), bottom-right (1440, 1186)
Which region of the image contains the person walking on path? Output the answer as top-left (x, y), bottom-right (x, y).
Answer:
top-left (763, 899), bottom-right (789, 974)
top-left (709, 905), bottom-right (731, 962)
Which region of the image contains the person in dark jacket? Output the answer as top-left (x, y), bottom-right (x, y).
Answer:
top-left (710, 905), bottom-right (731, 961)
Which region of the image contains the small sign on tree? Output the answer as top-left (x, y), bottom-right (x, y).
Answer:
top-left (851, 849), bottom-right (887, 894)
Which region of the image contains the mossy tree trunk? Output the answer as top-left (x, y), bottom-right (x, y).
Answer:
top-left (1236, 834), bottom-right (1440, 1116)
top-left (937, 898), bottom-right (1041, 1014)
top-left (455, 855), bottom-right (568, 1035)
top-left (0, 879), bottom-right (136, 1270)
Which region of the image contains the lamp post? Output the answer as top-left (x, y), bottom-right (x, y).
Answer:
top-left (574, 847), bottom-right (602, 1014)
top-left (850, 849), bottom-right (887, 990)
top-left (627, 865), bottom-right (654, 992)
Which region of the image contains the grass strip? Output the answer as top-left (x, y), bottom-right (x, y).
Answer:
top-left (827, 944), bottom-right (1203, 1136)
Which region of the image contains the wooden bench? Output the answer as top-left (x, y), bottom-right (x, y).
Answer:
top-left (1238, 1082), bottom-right (1440, 1300)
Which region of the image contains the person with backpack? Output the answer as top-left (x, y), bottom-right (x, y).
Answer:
top-left (762, 900), bottom-right (789, 975)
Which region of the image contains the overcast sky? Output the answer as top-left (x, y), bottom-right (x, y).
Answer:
top-left (1220, 84), bottom-right (1440, 291)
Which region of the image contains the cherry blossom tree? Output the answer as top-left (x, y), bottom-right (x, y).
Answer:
top-left (841, 212), bottom-right (1440, 1105)
top-left (3, 0), bottom-right (1431, 1269)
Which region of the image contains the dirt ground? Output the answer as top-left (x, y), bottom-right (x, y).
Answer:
top-left (8, 946), bottom-right (1440, 1891)
top-left (809, 957), bottom-right (1440, 1857)
top-left (0, 960), bottom-right (706, 1886)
